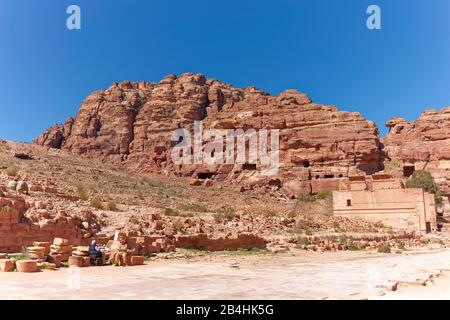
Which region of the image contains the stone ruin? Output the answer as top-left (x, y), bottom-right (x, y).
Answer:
top-left (0, 182), bottom-right (267, 255)
top-left (333, 173), bottom-right (437, 234)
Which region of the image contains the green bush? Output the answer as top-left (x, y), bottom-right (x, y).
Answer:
top-left (296, 236), bottom-right (310, 246)
top-left (396, 240), bottom-right (406, 250)
top-left (90, 197), bottom-right (103, 210)
top-left (291, 220), bottom-right (309, 234)
top-left (346, 243), bottom-right (360, 251)
top-left (405, 170), bottom-right (442, 204)
top-left (177, 203), bottom-right (208, 213)
top-left (298, 192), bottom-right (316, 203)
top-left (76, 183), bottom-right (89, 201)
top-left (213, 210), bottom-right (235, 223)
top-left (316, 190), bottom-right (332, 200)
top-left (0, 205), bottom-right (11, 213)
top-left (6, 167), bottom-right (18, 177)
top-left (373, 221), bottom-right (385, 228)
top-left (13, 252), bottom-right (28, 261)
top-left (164, 208), bottom-right (180, 216)
top-left (107, 201), bottom-right (118, 211)
top-left (377, 245), bottom-right (391, 254)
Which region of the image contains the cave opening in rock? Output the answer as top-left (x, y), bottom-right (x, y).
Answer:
top-left (303, 161), bottom-right (310, 168)
top-left (243, 163), bottom-right (257, 171)
top-left (197, 172), bottom-right (214, 180)
top-left (403, 165), bottom-right (415, 177)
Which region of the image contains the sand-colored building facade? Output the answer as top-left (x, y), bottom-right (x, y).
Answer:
top-left (333, 174), bottom-right (437, 233)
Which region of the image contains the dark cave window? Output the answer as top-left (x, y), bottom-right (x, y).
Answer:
top-left (347, 199), bottom-right (352, 207)
top-left (403, 166), bottom-right (415, 178)
top-left (303, 161), bottom-right (310, 168)
top-left (243, 163), bottom-right (257, 171)
top-left (324, 174), bottom-right (334, 179)
top-left (197, 172), bottom-right (214, 180)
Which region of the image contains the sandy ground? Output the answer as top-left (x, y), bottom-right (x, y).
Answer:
top-left (1, 249), bottom-right (450, 300)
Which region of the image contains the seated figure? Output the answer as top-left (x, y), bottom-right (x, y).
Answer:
top-left (88, 240), bottom-right (104, 266)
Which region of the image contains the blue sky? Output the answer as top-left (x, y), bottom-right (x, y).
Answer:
top-left (0, 0), bottom-right (449, 142)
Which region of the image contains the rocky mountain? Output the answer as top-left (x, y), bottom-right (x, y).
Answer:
top-left (384, 108), bottom-right (450, 195)
top-left (33, 73), bottom-right (398, 197)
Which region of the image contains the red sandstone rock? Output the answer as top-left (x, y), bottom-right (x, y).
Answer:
top-left (130, 256), bottom-right (144, 265)
top-left (50, 244), bottom-right (72, 254)
top-left (34, 73), bottom-right (384, 196)
top-left (82, 256), bottom-right (91, 267)
top-left (16, 260), bottom-right (38, 273)
top-left (27, 246), bottom-right (46, 260)
top-left (53, 238), bottom-right (69, 246)
top-left (384, 107), bottom-right (450, 195)
top-left (0, 259), bottom-right (15, 272)
top-left (68, 256), bottom-right (84, 267)
top-left (32, 242), bottom-right (50, 255)
top-left (37, 262), bottom-right (57, 270)
top-left (47, 254), bottom-right (62, 267)
top-left (189, 178), bottom-right (202, 186)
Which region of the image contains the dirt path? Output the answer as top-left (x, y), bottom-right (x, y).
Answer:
top-left (1, 249), bottom-right (450, 300)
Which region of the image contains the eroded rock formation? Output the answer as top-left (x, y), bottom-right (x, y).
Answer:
top-left (384, 107), bottom-right (450, 195)
top-left (34, 73), bottom-right (386, 196)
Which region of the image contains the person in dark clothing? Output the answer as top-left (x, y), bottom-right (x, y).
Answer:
top-left (89, 240), bottom-right (103, 265)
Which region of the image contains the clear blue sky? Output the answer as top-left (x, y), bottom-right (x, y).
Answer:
top-left (0, 0), bottom-right (449, 142)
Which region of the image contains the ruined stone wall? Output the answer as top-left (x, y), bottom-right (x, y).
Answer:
top-left (0, 194), bottom-right (85, 252)
top-left (174, 233), bottom-right (266, 251)
top-left (333, 186), bottom-right (437, 233)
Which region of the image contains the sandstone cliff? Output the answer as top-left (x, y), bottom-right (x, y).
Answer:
top-left (384, 107), bottom-right (450, 195)
top-left (35, 73), bottom-right (385, 197)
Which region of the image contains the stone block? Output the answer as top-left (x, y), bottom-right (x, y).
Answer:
top-left (113, 231), bottom-right (126, 241)
top-left (53, 238), bottom-right (69, 245)
top-left (37, 262), bottom-right (56, 270)
top-left (46, 254), bottom-right (61, 267)
top-left (0, 259), bottom-right (15, 272)
top-left (33, 242), bottom-right (50, 255)
top-left (82, 256), bottom-right (91, 267)
top-left (68, 256), bottom-right (84, 268)
top-left (16, 260), bottom-right (38, 273)
top-left (50, 244), bottom-right (73, 254)
top-left (130, 256), bottom-right (144, 266)
top-left (28, 252), bottom-right (46, 260)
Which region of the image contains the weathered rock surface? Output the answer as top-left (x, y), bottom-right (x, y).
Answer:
top-left (384, 107), bottom-right (450, 195)
top-left (34, 118), bottom-right (74, 149)
top-left (35, 73), bottom-right (384, 196)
